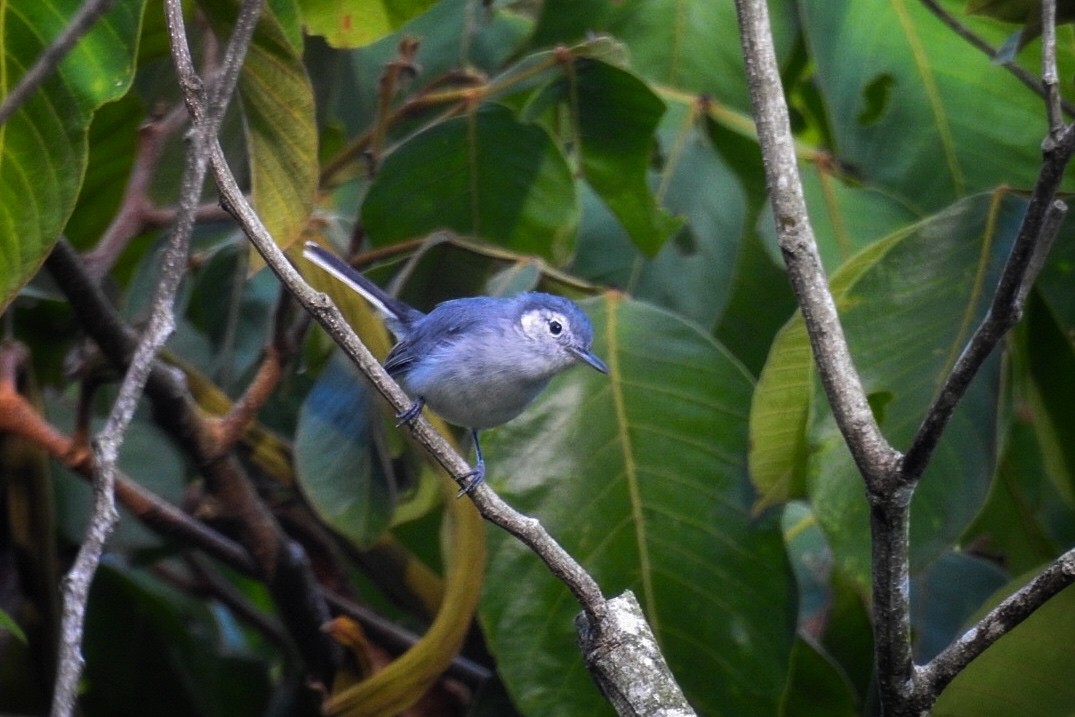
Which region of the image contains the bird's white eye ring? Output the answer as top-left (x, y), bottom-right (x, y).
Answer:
top-left (548, 320), bottom-right (563, 336)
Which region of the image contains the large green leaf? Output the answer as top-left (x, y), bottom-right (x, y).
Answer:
top-left (527, 58), bottom-right (680, 256)
top-left (0, 0), bottom-right (144, 310)
top-left (201, 0), bottom-right (318, 251)
top-left (480, 295), bottom-right (796, 717)
top-left (298, 0), bottom-right (439, 48)
top-left (756, 164), bottom-right (921, 274)
top-left (573, 99), bottom-right (748, 330)
top-left (932, 576), bottom-right (1075, 716)
top-left (1027, 220), bottom-right (1075, 503)
top-left (528, 0), bottom-right (799, 112)
top-left (754, 193), bottom-right (1018, 590)
top-left (362, 104), bottom-right (578, 262)
top-left (799, 0), bottom-right (1064, 212)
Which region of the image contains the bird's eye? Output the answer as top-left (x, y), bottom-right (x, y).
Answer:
top-left (548, 320), bottom-right (563, 336)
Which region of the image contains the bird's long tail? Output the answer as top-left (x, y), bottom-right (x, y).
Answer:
top-left (302, 242), bottom-right (422, 331)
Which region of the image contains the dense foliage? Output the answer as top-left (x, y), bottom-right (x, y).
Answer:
top-left (2, 0), bottom-right (1075, 715)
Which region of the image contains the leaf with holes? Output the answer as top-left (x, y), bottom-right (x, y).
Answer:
top-left (798, 0), bottom-right (1075, 211)
top-left (480, 294), bottom-right (796, 717)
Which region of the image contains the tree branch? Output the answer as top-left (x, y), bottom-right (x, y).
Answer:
top-left (901, 112), bottom-right (1074, 484)
top-left (733, 0), bottom-right (900, 491)
top-left (156, 16), bottom-right (698, 715)
top-left (918, 547), bottom-right (1075, 698)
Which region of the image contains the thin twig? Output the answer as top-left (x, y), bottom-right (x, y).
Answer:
top-left (1042, 0), bottom-right (1064, 133)
top-left (901, 130), bottom-right (1075, 483)
top-left (918, 547), bottom-right (1075, 696)
top-left (49, 1), bottom-right (264, 712)
top-left (918, 0), bottom-right (1075, 119)
top-left (0, 0), bottom-right (117, 127)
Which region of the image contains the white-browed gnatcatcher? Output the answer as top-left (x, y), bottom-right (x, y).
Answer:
top-left (303, 243), bottom-right (609, 495)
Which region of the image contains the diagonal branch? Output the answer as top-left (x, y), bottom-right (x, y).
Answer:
top-left (918, 547), bottom-right (1075, 697)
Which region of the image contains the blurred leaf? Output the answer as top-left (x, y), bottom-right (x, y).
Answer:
top-left (363, 104), bottom-right (578, 262)
top-left (966, 0), bottom-right (1037, 21)
top-left (750, 317), bottom-right (814, 509)
top-left (963, 410), bottom-right (1075, 576)
top-left (481, 295), bottom-right (796, 717)
top-left (1028, 224), bottom-right (1075, 503)
top-left (799, 0), bottom-right (1067, 212)
top-left (200, 0), bottom-right (318, 253)
top-left (295, 350), bottom-right (395, 547)
top-left (324, 475), bottom-right (485, 716)
top-left (574, 99), bottom-right (747, 330)
top-left (820, 568), bottom-right (875, 702)
top-left (0, 0), bottom-right (144, 311)
top-left (83, 564), bottom-right (271, 717)
top-left (0, 609), bottom-right (26, 645)
top-left (636, 100), bottom-right (746, 327)
top-left (810, 193), bottom-right (1016, 588)
top-left (298, 0), bottom-right (439, 48)
top-left (528, 58), bottom-right (680, 255)
top-left (50, 401), bottom-right (186, 553)
top-left (910, 551), bottom-right (1008, 662)
top-left (932, 574), bottom-right (1075, 716)
top-left (782, 502), bottom-right (833, 629)
top-left (781, 636), bottom-right (858, 717)
top-left (64, 94), bottom-right (143, 248)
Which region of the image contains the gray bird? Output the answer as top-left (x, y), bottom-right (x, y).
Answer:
top-left (303, 243), bottom-right (609, 494)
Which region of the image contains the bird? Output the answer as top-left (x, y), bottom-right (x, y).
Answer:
top-left (302, 242), bottom-right (609, 495)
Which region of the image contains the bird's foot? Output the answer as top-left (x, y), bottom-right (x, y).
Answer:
top-left (395, 397), bottom-right (425, 426)
top-left (457, 460), bottom-right (485, 498)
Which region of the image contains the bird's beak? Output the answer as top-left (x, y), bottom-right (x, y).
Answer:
top-left (570, 346), bottom-right (609, 374)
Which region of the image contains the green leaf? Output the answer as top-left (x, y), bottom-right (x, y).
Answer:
top-left (528, 0), bottom-right (799, 112)
top-left (0, 0), bottom-right (145, 311)
top-left (574, 99), bottom-right (747, 329)
top-left (963, 412), bottom-right (1075, 577)
top-left (754, 193), bottom-right (1018, 590)
top-left (756, 164), bottom-right (921, 274)
top-left (481, 295), bottom-right (796, 717)
top-left (932, 574), bottom-right (1075, 716)
top-left (799, 0), bottom-right (1063, 212)
top-left (781, 637), bottom-right (859, 717)
top-left (200, 0), bottom-right (318, 251)
top-left (750, 317), bottom-right (814, 509)
top-left (362, 104), bottom-right (578, 262)
top-left (528, 58), bottom-right (680, 255)
top-left (83, 564), bottom-right (271, 717)
top-left (298, 0), bottom-right (439, 48)
top-left (809, 193), bottom-right (1016, 588)
top-left (909, 551), bottom-right (1008, 662)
